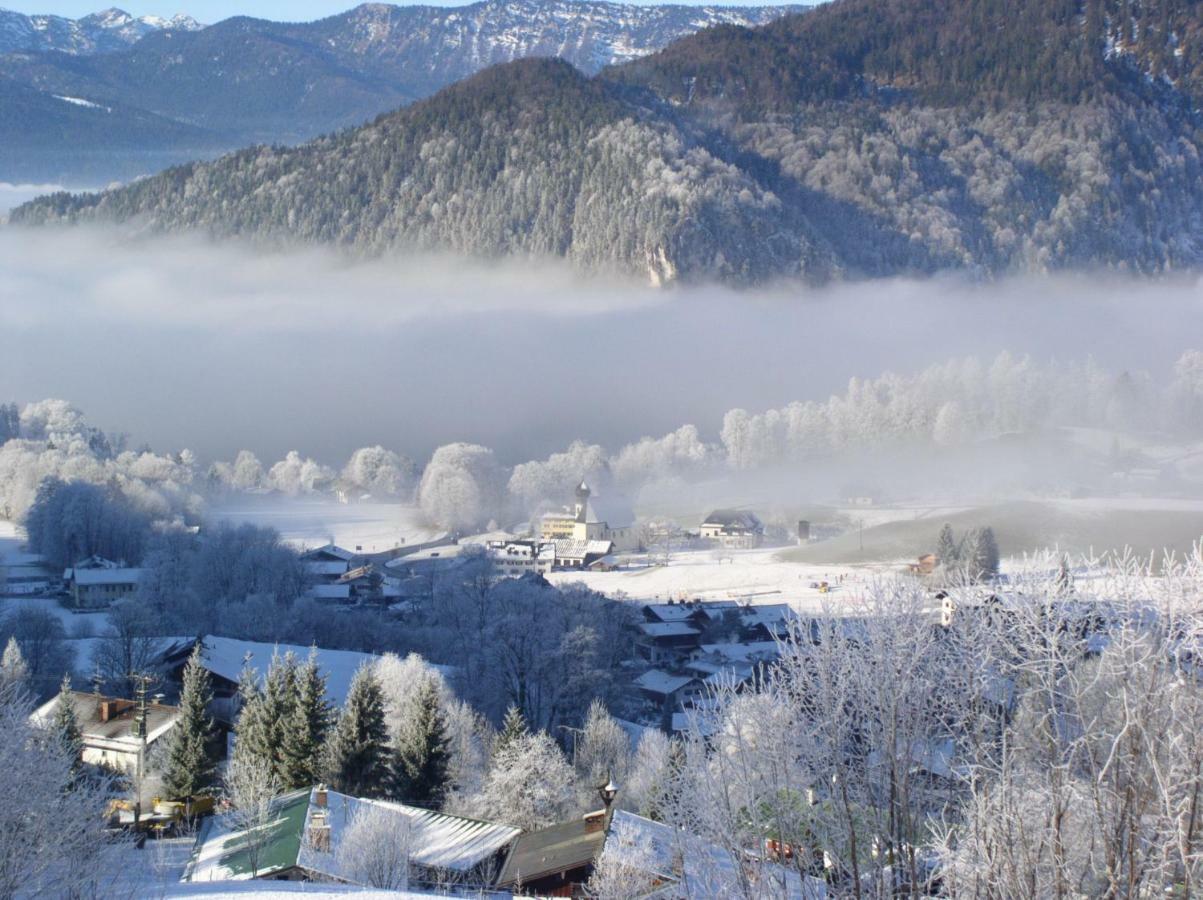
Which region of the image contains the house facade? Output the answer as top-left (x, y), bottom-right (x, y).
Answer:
top-left (62, 556), bottom-right (144, 609)
top-left (700, 509), bottom-right (765, 549)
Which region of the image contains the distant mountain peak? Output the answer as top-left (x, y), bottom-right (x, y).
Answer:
top-left (0, 6), bottom-right (202, 56)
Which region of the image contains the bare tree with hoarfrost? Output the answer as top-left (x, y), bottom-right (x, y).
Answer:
top-left (341, 446), bottom-right (418, 499)
top-left (468, 730), bottom-right (577, 830)
top-left (208, 449), bottom-right (265, 492)
top-left (0, 682), bottom-right (117, 897)
top-left (267, 450), bottom-right (334, 495)
top-left (508, 440), bottom-right (609, 515)
top-left (335, 802), bottom-right (412, 890)
top-left (585, 817), bottom-right (661, 899)
top-left (222, 752), bottom-right (280, 879)
top-left (418, 442), bottom-right (504, 532)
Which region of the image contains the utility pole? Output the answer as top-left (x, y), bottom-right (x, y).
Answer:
top-left (129, 671), bottom-right (156, 833)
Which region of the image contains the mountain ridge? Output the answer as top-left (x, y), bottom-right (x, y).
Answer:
top-left (0, 0), bottom-right (805, 181)
top-left (17, 0), bottom-right (1203, 286)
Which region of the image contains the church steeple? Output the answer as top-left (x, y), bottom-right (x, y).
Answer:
top-left (575, 480), bottom-right (590, 521)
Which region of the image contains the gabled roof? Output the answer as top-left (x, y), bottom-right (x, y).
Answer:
top-left (302, 560), bottom-right (348, 577)
top-left (701, 509), bottom-right (764, 531)
top-left (184, 787), bottom-right (520, 884)
top-left (634, 670), bottom-right (701, 696)
top-left (31, 691), bottom-right (179, 747)
top-left (608, 811), bottom-right (826, 899)
top-left (643, 603), bottom-right (701, 623)
top-left (67, 567), bottom-right (144, 586)
top-left (497, 815), bottom-right (607, 888)
top-left (552, 539), bottom-right (613, 560)
top-left (300, 544), bottom-right (356, 562)
top-left (638, 622), bottom-right (701, 639)
top-left (187, 636), bottom-right (378, 707)
top-left (183, 788), bottom-right (311, 882)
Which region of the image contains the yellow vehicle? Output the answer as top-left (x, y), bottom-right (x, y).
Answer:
top-left (107, 795), bottom-right (216, 833)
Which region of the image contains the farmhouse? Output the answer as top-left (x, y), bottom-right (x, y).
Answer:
top-left (62, 556), bottom-right (144, 609)
top-left (183, 785), bottom-right (520, 888)
top-left (30, 690), bottom-right (179, 774)
top-left (700, 509), bottom-right (765, 549)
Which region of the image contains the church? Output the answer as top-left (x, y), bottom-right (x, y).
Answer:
top-left (538, 481), bottom-right (638, 552)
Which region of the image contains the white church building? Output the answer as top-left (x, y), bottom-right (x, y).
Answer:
top-left (538, 481), bottom-right (638, 552)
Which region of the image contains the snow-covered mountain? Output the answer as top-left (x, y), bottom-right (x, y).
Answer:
top-left (0, 7), bottom-right (202, 56)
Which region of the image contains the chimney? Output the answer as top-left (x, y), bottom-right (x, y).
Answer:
top-left (308, 810), bottom-right (331, 853)
top-left (315, 785), bottom-right (328, 809)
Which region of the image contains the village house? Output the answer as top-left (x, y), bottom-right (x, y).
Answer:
top-left (538, 481), bottom-right (638, 552)
top-left (183, 785), bottom-right (520, 888)
top-left (62, 555), bottom-right (145, 609)
top-left (31, 690), bottom-right (180, 773)
top-left (699, 509), bottom-right (765, 549)
top-left (637, 621), bottom-right (702, 665)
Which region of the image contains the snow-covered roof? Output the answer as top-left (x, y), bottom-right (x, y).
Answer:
top-left (303, 560), bottom-right (349, 577)
top-left (634, 670), bottom-right (700, 696)
top-left (183, 787), bottom-right (519, 885)
top-left (66, 567), bottom-right (144, 586)
top-left (639, 622), bottom-right (701, 638)
top-left (643, 603), bottom-right (699, 623)
top-left (701, 509), bottom-right (764, 533)
top-left (32, 691), bottom-right (179, 748)
top-left (195, 637), bottom-right (377, 707)
top-left (552, 539), bottom-right (612, 560)
top-left (608, 811), bottom-right (826, 899)
top-left (699, 641), bottom-right (781, 662)
top-left (300, 544), bottom-right (356, 562)
top-left (302, 790), bottom-right (520, 875)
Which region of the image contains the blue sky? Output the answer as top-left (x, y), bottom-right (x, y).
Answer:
top-left (6, 0), bottom-right (792, 23)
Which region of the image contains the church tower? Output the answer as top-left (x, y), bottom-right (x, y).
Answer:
top-left (574, 480), bottom-right (591, 522)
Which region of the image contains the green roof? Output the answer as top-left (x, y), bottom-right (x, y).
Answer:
top-left (183, 788), bottom-right (311, 881)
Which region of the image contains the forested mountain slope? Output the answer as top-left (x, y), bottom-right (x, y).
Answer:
top-left (17, 0), bottom-right (1203, 284)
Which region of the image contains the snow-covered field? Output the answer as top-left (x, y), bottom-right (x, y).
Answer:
top-left (208, 499), bottom-right (443, 553)
top-left (546, 547), bottom-right (891, 613)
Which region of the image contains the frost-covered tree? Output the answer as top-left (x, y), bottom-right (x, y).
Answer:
top-left (574, 700), bottom-right (631, 808)
top-left (0, 636), bottom-right (29, 695)
top-left (585, 817), bottom-right (661, 899)
top-left (267, 450), bottom-right (334, 495)
top-left (623, 728), bottom-right (679, 820)
top-left (335, 803), bottom-right (412, 890)
top-left (50, 674), bottom-right (83, 773)
top-left (0, 681), bottom-right (116, 897)
top-left (417, 442), bottom-right (505, 532)
top-left (508, 441), bottom-right (609, 515)
top-left (159, 645), bottom-right (215, 800)
top-left (208, 450), bottom-right (266, 493)
top-left (495, 704), bottom-right (528, 758)
top-left (0, 608), bottom-right (70, 699)
top-left (325, 665), bottom-right (391, 798)
top-left (222, 752), bottom-right (279, 879)
top-left (469, 730), bottom-right (577, 830)
top-left (341, 446), bottom-right (417, 499)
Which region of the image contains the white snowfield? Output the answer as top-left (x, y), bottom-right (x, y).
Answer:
top-left (547, 547), bottom-right (886, 612)
top-left (209, 500), bottom-right (443, 555)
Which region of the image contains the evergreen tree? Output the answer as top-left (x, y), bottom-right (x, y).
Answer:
top-left (282, 648), bottom-right (331, 789)
top-left (495, 704), bottom-right (528, 757)
top-left (936, 523), bottom-right (960, 568)
top-left (160, 645), bottom-right (215, 799)
top-left (392, 677), bottom-right (450, 809)
top-left (973, 527), bottom-right (1001, 580)
top-left (260, 652), bottom-right (299, 784)
top-left (324, 665), bottom-right (390, 798)
top-left (232, 653), bottom-right (299, 786)
top-left (232, 660), bottom-right (269, 772)
top-left (0, 637), bottom-right (29, 696)
top-left (51, 674), bottom-right (83, 776)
